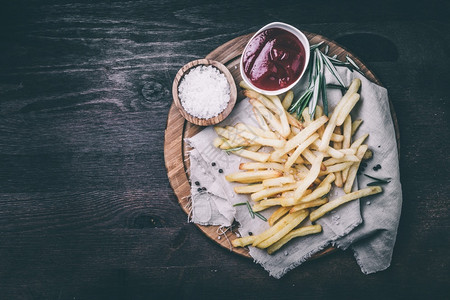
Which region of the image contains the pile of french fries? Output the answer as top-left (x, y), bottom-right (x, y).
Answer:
top-left (213, 79), bottom-right (382, 255)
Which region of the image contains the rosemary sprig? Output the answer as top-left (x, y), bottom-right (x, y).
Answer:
top-left (289, 43), bottom-right (367, 118)
top-left (234, 201), bottom-right (267, 221)
top-left (223, 146), bottom-right (245, 155)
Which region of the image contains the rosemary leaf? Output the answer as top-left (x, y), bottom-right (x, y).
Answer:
top-left (254, 212), bottom-right (268, 221)
top-left (321, 52), bottom-right (346, 87)
top-left (364, 174), bottom-right (392, 183)
top-left (320, 70), bottom-right (328, 116)
top-left (310, 41), bottom-right (324, 50)
top-left (246, 201), bottom-right (255, 218)
top-left (327, 83), bottom-right (348, 90)
top-left (309, 52), bottom-right (322, 118)
top-left (346, 55), bottom-right (361, 70)
top-left (367, 181), bottom-right (389, 186)
top-left (224, 146), bottom-right (245, 155)
top-left (233, 202), bottom-right (247, 207)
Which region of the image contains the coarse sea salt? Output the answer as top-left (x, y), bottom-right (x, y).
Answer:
top-left (178, 65), bottom-right (230, 119)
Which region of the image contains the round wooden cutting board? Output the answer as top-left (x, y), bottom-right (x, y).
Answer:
top-left (164, 32), bottom-right (400, 259)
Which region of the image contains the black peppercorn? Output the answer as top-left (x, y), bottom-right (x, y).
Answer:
top-left (219, 169), bottom-right (223, 173)
top-left (248, 232), bottom-right (253, 236)
top-left (373, 164), bottom-right (381, 171)
top-left (211, 162), bottom-right (216, 166)
top-left (195, 181), bottom-right (200, 186)
top-left (202, 187), bottom-right (207, 191)
top-left (197, 188), bottom-right (202, 192)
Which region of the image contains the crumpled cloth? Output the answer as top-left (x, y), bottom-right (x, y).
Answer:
top-left (186, 66), bottom-right (402, 278)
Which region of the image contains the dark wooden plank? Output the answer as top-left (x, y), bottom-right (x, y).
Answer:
top-left (0, 0), bottom-right (449, 299)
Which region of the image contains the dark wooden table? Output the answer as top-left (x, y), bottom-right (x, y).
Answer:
top-left (1, 1), bottom-right (449, 299)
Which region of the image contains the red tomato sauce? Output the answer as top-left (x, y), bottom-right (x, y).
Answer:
top-left (242, 28), bottom-right (306, 91)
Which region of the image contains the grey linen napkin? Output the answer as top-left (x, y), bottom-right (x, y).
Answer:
top-left (186, 67), bottom-right (402, 278)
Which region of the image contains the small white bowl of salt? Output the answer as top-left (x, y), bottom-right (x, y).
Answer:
top-left (172, 59), bottom-right (237, 126)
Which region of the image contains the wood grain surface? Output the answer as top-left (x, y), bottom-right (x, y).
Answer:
top-left (165, 31), bottom-right (398, 259)
top-left (0, 1), bottom-right (449, 299)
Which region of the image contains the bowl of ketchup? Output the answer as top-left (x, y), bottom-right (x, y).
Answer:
top-left (240, 22), bottom-right (310, 95)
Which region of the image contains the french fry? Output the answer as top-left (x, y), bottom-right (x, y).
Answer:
top-left (271, 115), bottom-right (328, 160)
top-left (263, 176), bottom-right (295, 187)
top-left (252, 203), bottom-right (271, 212)
top-left (268, 206), bottom-right (290, 226)
top-left (343, 115), bottom-right (352, 149)
top-left (234, 184), bottom-right (265, 194)
top-left (252, 107), bottom-right (270, 132)
top-left (323, 155), bottom-right (360, 166)
top-left (235, 123), bottom-right (279, 140)
top-left (281, 191), bottom-right (295, 198)
top-left (225, 170), bottom-right (282, 183)
top-left (310, 186), bottom-right (382, 222)
top-left (351, 119), bottom-right (363, 136)
top-left (319, 161), bottom-right (354, 176)
top-left (244, 90), bottom-right (279, 113)
top-left (333, 127), bottom-right (343, 188)
top-left (246, 145), bottom-right (261, 152)
top-left (267, 95), bottom-right (290, 138)
top-left (319, 78), bottom-right (361, 152)
top-left (282, 90), bottom-right (294, 110)
top-left (339, 149), bottom-right (356, 155)
top-left (315, 105), bottom-right (323, 118)
top-left (232, 149), bottom-right (270, 162)
top-left (239, 162), bottom-right (284, 171)
top-left (302, 148), bottom-right (317, 164)
top-left (251, 183), bottom-right (299, 202)
top-left (312, 139), bottom-right (345, 159)
top-left (315, 105), bottom-right (325, 138)
top-left (363, 149), bottom-right (373, 160)
top-left (302, 107), bottom-right (311, 126)
top-left (235, 128), bottom-right (286, 148)
top-left (239, 80), bottom-right (254, 91)
top-left (287, 113), bottom-right (303, 129)
top-left (346, 78), bottom-right (362, 95)
top-left (218, 138), bottom-right (244, 149)
top-left (283, 183), bottom-right (331, 207)
top-left (212, 137), bottom-right (223, 148)
top-left (342, 166), bottom-right (350, 183)
top-left (267, 225), bottom-right (322, 254)
top-left (289, 198), bottom-right (328, 213)
top-left (253, 210), bottom-right (309, 248)
top-left (330, 133), bottom-right (344, 142)
top-left (232, 235), bottom-right (256, 247)
top-left (249, 99), bottom-right (284, 136)
top-left (294, 153), bottom-right (324, 200)
top-left (294, 163), bottom-right (310, 174)
top-left (350, 133), bottom-right (369, 150)
top-left (259, 197), bottom-right (285, 207)
top-left (295, 155), bottom-right (305, 164)
top-left (344, 144), bottom-right (368, 193)
top-left (214, 127), bottom-right (253, 146)
top-left (336, 93), bottom-right (360, 126)
top-left (284, 133), bottom-right (320, 172)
